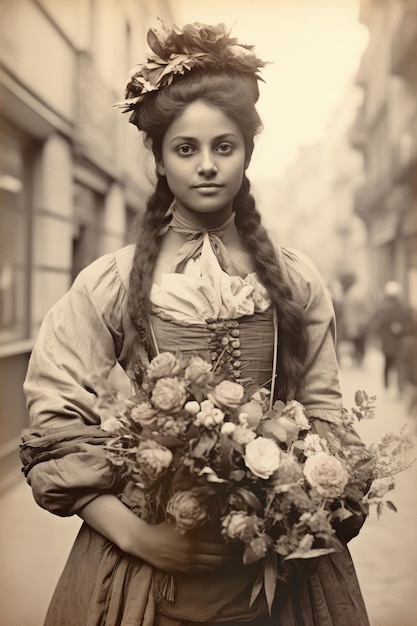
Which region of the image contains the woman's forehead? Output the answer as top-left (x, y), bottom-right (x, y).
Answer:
top-left (164, 101), bottom-right (243, 140)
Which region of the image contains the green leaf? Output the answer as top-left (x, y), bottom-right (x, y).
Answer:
top-left (264, 550), bottom-right (278, 615)
top-left (385, 500), bottom-right (398, 513)
top-left (236, 487), bottom-right (263, 510)
top-left (190, 431), bottom-right (217, 457)
top-left (219, 433), bottom-right (233, 478)
top-left (243, 544), bottom-right (263, 565)
top-left (261, 419), bottom-right (288, 443)
top-left (249, 567), bottom-right (264, 608)
top-left (285, 547), bottom-right (335, 560)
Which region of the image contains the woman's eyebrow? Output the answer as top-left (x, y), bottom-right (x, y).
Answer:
top-left (169, 133), bottom-right (239, 144)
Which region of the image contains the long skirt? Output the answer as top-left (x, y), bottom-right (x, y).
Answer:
top-left (44, 522), bottom-right (370, 626)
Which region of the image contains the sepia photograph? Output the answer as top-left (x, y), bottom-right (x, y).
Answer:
top-left (0, 0), bottom-right (416, 624)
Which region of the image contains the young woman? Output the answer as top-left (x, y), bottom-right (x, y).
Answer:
top-left (21, 21), bottom-right (370, 626)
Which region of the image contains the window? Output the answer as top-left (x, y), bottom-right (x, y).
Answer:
top-left (0, 123), bottom-right (32, 344)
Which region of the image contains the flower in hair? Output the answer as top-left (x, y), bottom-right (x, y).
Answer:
top-left (114, 20), bottom-right (267, 113)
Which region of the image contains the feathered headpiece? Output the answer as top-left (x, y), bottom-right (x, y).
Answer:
top-left (115, 20), bottom-right (267, 114)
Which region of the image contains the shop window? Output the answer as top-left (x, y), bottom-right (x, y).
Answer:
top-left (72, 183), bottom-right (103, 282)
top-left (0, 124), bottom-right (32, 345)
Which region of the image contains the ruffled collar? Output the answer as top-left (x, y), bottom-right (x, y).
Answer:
top-left (150, 207), bottom-right (271, 325)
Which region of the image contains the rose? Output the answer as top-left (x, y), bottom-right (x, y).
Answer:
top-left (208, 380), bottom-right (245, 410)
top-left (222, 511), bottom-right (260, 542)
top-left (166, 491), bottom-right (208, 534)
top-left (185, 356), bottom-right (213, 385)
top-left (244, 437), bottom-right (281, 479)
top-left (303, 451), bottom-right (349, 498)
top-left (232, 425), bottom-right (257, 445)
top-left (130, 402), bottom-right (158, 426)
top-left (135, 440), bottom-right (173, 484)
top-left (151, 377), bottom-right (187, 412)
top-left (147, 352), bottom-right (181, 379)
top-left (157, 415), bottom-right (187, 437)
top-left (303, 433), bottom-right (329, 457)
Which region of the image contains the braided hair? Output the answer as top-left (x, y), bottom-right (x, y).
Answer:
top-left (126, 70), bottom-right (307, 398)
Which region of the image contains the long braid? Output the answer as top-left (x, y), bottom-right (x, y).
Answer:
top-left (126, 175), bottom-right (173, 368)
top-left (234, 176), bottom-right (307, 399)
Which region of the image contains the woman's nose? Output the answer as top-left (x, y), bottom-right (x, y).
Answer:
top-left (197, 153), bottom-right (217, 177)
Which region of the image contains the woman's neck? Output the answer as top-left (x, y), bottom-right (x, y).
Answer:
top-left (173, 203), bottom-right (234, 229)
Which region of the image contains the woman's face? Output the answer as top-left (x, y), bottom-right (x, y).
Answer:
top-left (158, 100), bottom-right (248, 221)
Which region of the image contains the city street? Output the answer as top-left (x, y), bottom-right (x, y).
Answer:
top-left (0, 348), bottom-right (416, 626)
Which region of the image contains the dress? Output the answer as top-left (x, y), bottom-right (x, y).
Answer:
top-left (21, 222), bottom-right (370, 625)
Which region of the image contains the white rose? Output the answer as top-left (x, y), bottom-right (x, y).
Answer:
top-left (244, 437), bottom-right (281, 479)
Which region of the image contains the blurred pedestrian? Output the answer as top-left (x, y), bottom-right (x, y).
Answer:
top-left (341, 273), bottom-right (370, 367)
top-left (327, 280), bottom-right (345, 361)
top-left (372, 281), bottom-right (415, 394)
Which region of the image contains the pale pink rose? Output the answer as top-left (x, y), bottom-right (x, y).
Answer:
top-left (184, 357), bottom-right (213, 385)
top-left (130, 402), bottom-right (158, 426)
top-left (147, 352), bottom-right (181, 379)
top-left (151, 377), bottom-right (187, 412)
top-left (244, 437), bottom-right (281, 479)
top-left (166, 491), bottom-right (208, 534)
top-left (135, 440), bottom-right (173, 484)
top-left (222, 511), bottom-right (260, 542)
top-left (208, 380), bottom-right (245, 410)
top-left (303, 451), bottom-right (349, 498)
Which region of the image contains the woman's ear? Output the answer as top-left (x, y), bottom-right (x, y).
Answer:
top-left (245, 145), bottom-right (254, 170)
top-left (156, 159), bottom-right (166, 176)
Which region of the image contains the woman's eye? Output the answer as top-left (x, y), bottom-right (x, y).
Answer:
top-left (216, 143), bottom-right (233, 154)
top-left (177, 145), bottom-right (194, 155)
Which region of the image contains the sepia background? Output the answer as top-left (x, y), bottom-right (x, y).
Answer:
top-left (0, 0), bottom-right (416, 624)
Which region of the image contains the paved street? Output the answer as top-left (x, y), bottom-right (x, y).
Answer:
top-left (0, 348), bottom-right (416, 626)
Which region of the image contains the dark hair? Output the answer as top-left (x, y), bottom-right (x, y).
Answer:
top-left (126, 70), bottom-right (307, 399)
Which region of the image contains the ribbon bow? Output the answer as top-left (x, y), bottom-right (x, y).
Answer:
top-left (169, 207), bottom-right (237, 275)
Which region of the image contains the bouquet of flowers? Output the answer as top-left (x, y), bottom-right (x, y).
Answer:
top-left (92, 351), bottom-right (415, 611)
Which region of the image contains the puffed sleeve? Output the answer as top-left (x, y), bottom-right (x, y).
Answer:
top-left (22, 246), bottom-right (134, 516)
top-left (281, 248), bottom-right (372, 541)
top-left (281, 247), bottom-right (343, 422)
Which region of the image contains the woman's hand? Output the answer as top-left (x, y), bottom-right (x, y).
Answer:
top-left (79, 495), bottom-right (237, 573)
top-left (137, 520), bottom-right (236, 573)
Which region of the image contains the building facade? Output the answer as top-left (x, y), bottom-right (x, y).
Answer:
top-left (351, 0), bottom-right (417, 307)
top-left (0, 0), bottom-right (173, 488)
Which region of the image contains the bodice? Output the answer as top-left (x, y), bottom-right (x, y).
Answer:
top-left (151, 309), bottom-right (275, 393)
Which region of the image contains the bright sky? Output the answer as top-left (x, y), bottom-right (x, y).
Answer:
top-left (173, 0), bottom-right (368, 179)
